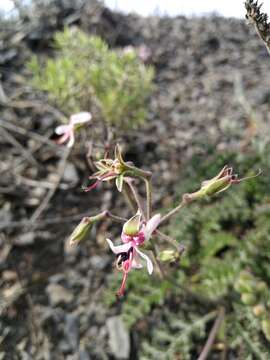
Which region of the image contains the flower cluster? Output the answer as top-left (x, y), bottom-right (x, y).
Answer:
top-left (60, 113), bottom-right (260, 298)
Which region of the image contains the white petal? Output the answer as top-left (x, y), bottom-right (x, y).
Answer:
top-left (144, 214), bottom-right (161, 241)
top-left (135, 247), bottom-right (153, 274)
top-left (55, 125), bottom-right (69, 135)
top-left (70, 112), bottom-right (92, 124)
top-left (131, 252), bottom-right (143, 269)
top-left (106, 238), bottom-right (132, 254)
top-left (67, 131), bottom-right (75, 148)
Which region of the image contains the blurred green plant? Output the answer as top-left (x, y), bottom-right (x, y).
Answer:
top-left (28, 27), bottom-right (154, 130)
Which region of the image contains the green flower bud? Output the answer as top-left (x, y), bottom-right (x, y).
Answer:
top-left (69, 217), bottom-right (92, 247)
top-left (261, 319), bottom-right (270, 342)
top-left (158, 250), bottom-right (178, 263)
top-left (183, 166), bottom-right (261, 202)
top-left (241, 292), bottom-right (257, 306)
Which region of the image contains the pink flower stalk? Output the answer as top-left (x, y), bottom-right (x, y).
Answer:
top-left (106, 212), bottom-right (161, 297)
top-left (54, 112), bottom-right (92, 148)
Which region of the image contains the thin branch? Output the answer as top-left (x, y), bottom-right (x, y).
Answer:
top-left (0, 126), bottom-right (39, 167)
top-left (159, 200), bottom-right (186, 225)
top-left (0, 211), bottom-right (126, 231)
top-left (29, 147), bottom-right (71, 225)
top-left (0, 118), bottom-right (59, 149)
top-left (105, 211), bottom-right (126, 223)
top-left (198, 307), bottom-right (225, 360)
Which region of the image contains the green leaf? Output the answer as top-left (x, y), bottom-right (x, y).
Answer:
top-left (115, 174), bottom-right (124, 192)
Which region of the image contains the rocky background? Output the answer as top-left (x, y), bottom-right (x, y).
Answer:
top-left (0, 0), bottom-right (270, 359)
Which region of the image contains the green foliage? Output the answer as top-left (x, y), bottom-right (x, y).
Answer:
top-left (164, 147), bottom-right (270, 356)
top-left (104, 268), bottom-right (184, 328)
top-left (141, 309), bottom-right (217, 360)
top-left (28, 28), bottom-right (154, 129)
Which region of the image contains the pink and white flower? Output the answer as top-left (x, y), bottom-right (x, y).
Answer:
top-left (54, 112), bottom-right (92, 148)
top-left (106, 212), bottom-right (161, 297)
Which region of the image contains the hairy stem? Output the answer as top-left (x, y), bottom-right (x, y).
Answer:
top-left (125, 178), bottom-right (146, 218)
top-left (155, 229), bottom-right (181, 251)
top-left (105, 211), bottom-right (126, 223)
top-left (160, 200), bottom-right (186, 225)
top-left (145, 178), bottom-right (152, 220)
top-left (122, 182), bottom-right (137, 213)
top-left (150, 245), bottom-right (166, 279)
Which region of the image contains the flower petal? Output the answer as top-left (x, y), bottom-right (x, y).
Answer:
top-left (70, 112), bottom-right (92, 125)
top-left (131, 252), bottom-right (143, 269)
top-left (144, 214), bottom-right (161, 241)
top-left (55, 131), bottom-right (70, 145)
top-left (106, 238), bottom-right (132, 254)
top-left (135, 247), bottom-right (153, 274)
top-left (123, 211), bottom-right (141, 236)
top-left (55, 125), bottom-right (70, 135)
top-left (67, 131), bottom-right (75, 148)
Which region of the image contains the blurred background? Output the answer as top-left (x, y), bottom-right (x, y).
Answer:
top-left (1, 0), bottom-right (270, 359)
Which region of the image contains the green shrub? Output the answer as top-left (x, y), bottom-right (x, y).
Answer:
top-left (28, 27), bottom-right (154, 130)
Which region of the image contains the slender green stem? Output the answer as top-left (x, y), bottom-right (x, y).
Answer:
top-left (122, 183), bottom-right (137, 213)
top-left (125, 178), bottom-right (146, 219)
top-left (105, 211), bottom-right (126, 223)
top-left (150, 245), bottom-right (165, 279)
top-left (145, 178), bottom-right (152, 220)
top-left (125, 165), bottom-right (152, 180)
top-left (159, 200), bottom-right (185, 225)
top-left (155, 229), bottom-right (180, 250)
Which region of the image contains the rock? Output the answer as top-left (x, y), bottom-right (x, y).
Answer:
top-left (64, 313), bottom-right (79, 351)
top-left (13, 232), bottom-right (35, 246)
top-left (63, 162), bottom-right (79, 185)
top-left (106, 316), bottom-right (130, 359)
top-left (78, 349), bottom-right (90, 360)
top-left (46, 284), bottom-right (74, 306)
top-left (89, 255), bottom-right (110, 270)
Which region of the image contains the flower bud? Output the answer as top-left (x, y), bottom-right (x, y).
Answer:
top-left (241, 292), bottom-right (257, 306)
top-left (184, 166), bottom-right (261, 202)
top-left (69, 217), bottom-right (92, 247)
top-left (158, 249), bottom-right (178, 263)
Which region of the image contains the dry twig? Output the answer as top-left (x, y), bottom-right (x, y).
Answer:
top-left (198, 307), bottom-right (225, 360)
